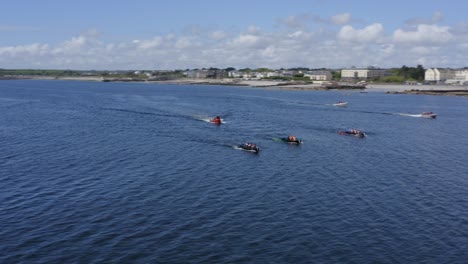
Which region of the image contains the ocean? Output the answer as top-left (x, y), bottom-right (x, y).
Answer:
top-left (1, 80), bottom-right (467, 263)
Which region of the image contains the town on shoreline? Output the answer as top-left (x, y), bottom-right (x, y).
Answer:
top-left (1, 66), bottom-right (468, 97)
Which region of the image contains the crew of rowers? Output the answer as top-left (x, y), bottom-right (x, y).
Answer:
top-left (211, 115), bottom-right (364, 151)
top-left (243, 142), bottom-right (258, 149)
top-left (348, 128), bottom-right (363, 134)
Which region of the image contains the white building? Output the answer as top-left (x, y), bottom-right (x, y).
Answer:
top-left (266, 72), bottom-right (280, 78)
top-left (228, 71), bottom-right (242, 78)
top-left (228, 71), bottom-right (256, 79)
top-left (341, 68), bottom-right (390, 79)
top-left (424, 68), bottom-right (455, 82)
top-left (453, 70), bottom-right (468, 83)
top-left (304, 70), bottom-right (332, 81)
top-left (424, 68), bottom-right (468, 84)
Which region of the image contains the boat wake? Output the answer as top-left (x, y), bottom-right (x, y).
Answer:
top-left (100, 107), bottom-right (181, 118)
top-left (398, 113), bottom-right (423, 118)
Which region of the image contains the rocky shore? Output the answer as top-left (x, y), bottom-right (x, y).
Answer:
top-left (386, 89), bottom-right (468, 97)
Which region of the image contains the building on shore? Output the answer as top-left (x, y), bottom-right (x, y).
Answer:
top-left (304, 70), bottom-right (332, 81)
top-left (186, 70), bottom-right (209, 79)
top-left (341, 67), bottom-right (390, 79)
top-left (186, 69), bottom-right (226, 79)
top-left (425, 68), bottom-right (468, 84)
top-left (425, 68), bottom-right (455, 83)
top-left (228, 70), bottom-right (280, 79)
top-left (453, 70), bottom-right (468, 84)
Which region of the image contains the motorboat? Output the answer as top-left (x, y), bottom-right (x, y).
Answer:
top-left (333, 101), bottom-right (348, 107)
top-left (210, 116), bottom-right (222, 124)
top-left (421, 112), bottom-right (437, 119)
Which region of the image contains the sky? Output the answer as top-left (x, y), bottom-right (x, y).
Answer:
top-left (1, 0), bottom-right (468, 70)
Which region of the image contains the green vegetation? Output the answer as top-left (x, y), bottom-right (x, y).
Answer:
top-left (376, 75), bottom-right (406, 83)
top-left (396, 65), bottom-right (425, 81)
top-left (254, 68), bottom-right (273, 72)
top-left (332, 70), bottom-right (341, 81)
top-left (0, 68), bottom-right (187, 80)
top-left (293, 73), bottom-right (304, 78)
top-left (0, 69), bottom-right (89, 76)
top-left (370, 65), bottom-right (425, 83)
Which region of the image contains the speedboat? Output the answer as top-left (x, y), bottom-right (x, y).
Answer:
top-left (421, 112), bottom-right (437, 119)
top-left (275, 137), bottom-right (303, 144)
top-left (339, 129), bottom-right (366, 138)
top-left (210, 116), bottom-right (222, 124)
top-left (333, 101), bottom-right (348, 107)
top-left (239, 143), bottom-right (260, 153)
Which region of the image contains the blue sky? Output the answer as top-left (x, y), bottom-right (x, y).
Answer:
top-left (1, 0), bottom-right (467, 70)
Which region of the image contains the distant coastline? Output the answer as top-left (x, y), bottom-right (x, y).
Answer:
top-left (2, 75), bottom-right (467, 97)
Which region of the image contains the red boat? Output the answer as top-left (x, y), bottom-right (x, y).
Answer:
top-left (210, 116), bottom-right (222, 124)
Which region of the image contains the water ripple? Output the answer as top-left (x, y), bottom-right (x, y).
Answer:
top-left (0, 81), bottom-right (467, 263)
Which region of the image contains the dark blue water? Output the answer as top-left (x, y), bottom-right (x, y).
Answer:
top-left (1, 80), bottom-right (467, 263)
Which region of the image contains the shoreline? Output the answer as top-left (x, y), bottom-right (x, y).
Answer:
top-left (2, 76), bottom-right (468, 97)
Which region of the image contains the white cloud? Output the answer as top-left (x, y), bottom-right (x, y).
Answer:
top-left (405, 11), bottom-right (444, 26)
top-left (288, 31), bottom-right (303, 38)
top-left (331, 13), bottom-right (351, 25)
top-left (0, 43), bottom-right (49, 56)
top-left (281, 13), bottom-right (351, 26)
top-left (379, 44), bottom-right (395, 56)
top-left (393, 24), bottom-right (453, 44)
top-left (137, 36), bottom-right (163, 49)
top-left (432, 12), bottom-right (444, 23)
top-left (62, 36), bottom-right (87, 49)
top-left (51, 32), bottom-right (103, 56)
top-left (210, 31), bottom-right (226, 40)
top-left (260, 46), bottom-right (276, 58)
top-left (280, 14), bottom-right (311, 29)
top-left (337, 23), bottom-right (384, 43)
top-left (232, 34), bottom-right (260, 47)
top-left (246, 26), bottom-right (261, 34)
top-left (175, 38), bottom-right (191, 49)
top-left (165, 33), bottom-right (176, 41)
top-left (410, 46), bottom-right (440, 55)
top-left (1, 14), bottom-right (467, 70)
